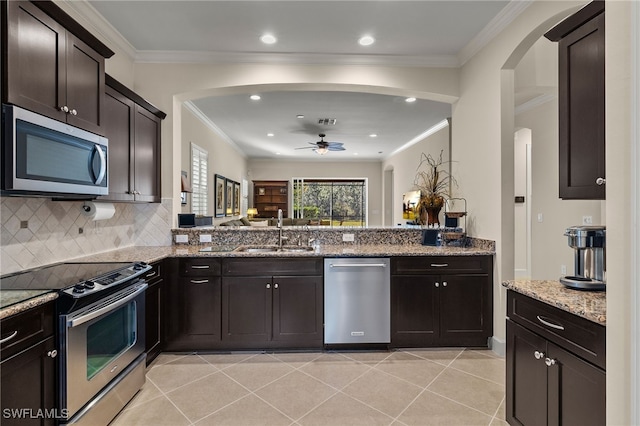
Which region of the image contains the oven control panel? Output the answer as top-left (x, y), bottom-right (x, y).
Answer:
top-left (62, 262), bottom-right (152, 298)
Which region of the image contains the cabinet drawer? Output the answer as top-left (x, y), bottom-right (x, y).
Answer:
top-left (144, 261), bottom-right (163, 285)
top-left (179, 258), bottom-right (221, 277)
top-left (0, 302), bottom-right (55, 361)
top-left (507, 291), bottom-right (605, 369)
top-left (392, 256), bottom-right (491, 275)
top-left (223, 258), bottom-right (323, 276)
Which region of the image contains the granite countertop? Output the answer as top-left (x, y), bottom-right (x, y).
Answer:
top-left (502, 279), bottom-right (606, 325)
top-left (1, 244), bottom-right (494, 318)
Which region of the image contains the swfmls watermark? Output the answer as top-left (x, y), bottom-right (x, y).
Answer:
top-left (2, 408), bottom-right (69, 420)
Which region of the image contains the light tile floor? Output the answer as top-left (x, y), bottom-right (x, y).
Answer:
top-left (110, 348), bottom-right (507, 426)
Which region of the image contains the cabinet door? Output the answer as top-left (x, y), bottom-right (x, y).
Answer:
top-left (133, 106), bottom-right (162, 202)
top-left (557, 12), bottom-right (605, 199)
top-left (547, 343), bottom-right (606, 426)
top-left (391, 275), bottom-right (438, 347)
top-left (5, 1), bottom-right (67, 123)
top-left (99, 86), bottom-right (135, 201)
top-left (222, 277), bottom-right (271, 344)
top-left (272, 275), bottom-right (323, 346)
top-left (1, 336), bottom-right (56, 426)
top-left (506, 320), bottom-right (548, 426)
top-left (438, 274), bottom-right (492, 346)
top-left (64, 32), bottom-right (105, 135)
top-left (145, 279), bottom-right (163, 365)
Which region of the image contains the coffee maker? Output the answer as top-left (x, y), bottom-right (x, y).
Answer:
top-left (560, 225), bottom-right (606, 290)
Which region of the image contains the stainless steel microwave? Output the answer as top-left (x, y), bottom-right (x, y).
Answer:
top-left (2, 104), bottom-right (108, 197)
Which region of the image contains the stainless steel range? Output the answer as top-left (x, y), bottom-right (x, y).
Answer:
top-left (1, 261), bottom-right (151, 425)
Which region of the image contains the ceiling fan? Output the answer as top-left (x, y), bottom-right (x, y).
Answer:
top-left (295, 134), bottom-right (346, 155)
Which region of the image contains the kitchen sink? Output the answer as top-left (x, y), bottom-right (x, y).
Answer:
top-left (234, 245), bottom-right (315, 253)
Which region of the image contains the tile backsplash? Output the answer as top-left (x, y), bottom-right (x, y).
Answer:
top-left (1, 197), bottom-right (173, 274)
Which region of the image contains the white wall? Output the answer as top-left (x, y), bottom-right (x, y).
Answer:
top-left (513, 128), bottom-right (530, 277)
top-left (181, 105), bottom-right (248, 225)
top-left (247, 160), bottom-right (383, 226)
top-left (382, 125), bottom-right (450, 226)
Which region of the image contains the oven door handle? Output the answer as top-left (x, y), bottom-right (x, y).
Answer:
top-left (68, 283), bottom-right (148, 328)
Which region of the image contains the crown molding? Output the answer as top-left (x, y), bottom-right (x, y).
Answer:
top-left (515, 92), bottom-right (556, 115)
top-left (55, 0), bottom-right (136, 60)
top-left (458, 0), bottom-right (534, 66)
top-left (135, 50), bottom-right (460, 68)
top-left (183, 102), bottom-right (247, 159)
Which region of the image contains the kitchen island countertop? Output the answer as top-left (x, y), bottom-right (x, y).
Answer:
top-left (502, 279), bottom-right (606, 325)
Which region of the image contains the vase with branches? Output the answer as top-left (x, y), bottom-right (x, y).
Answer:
top-left (413, 150), bottom-right (456, 226)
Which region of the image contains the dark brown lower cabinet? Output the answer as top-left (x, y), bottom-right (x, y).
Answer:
top-left (506, 290), bottom-right (606, 426)
top-left (145, 261), bottom-right (164, 365)
top-left (1, 338), bottom-right (56, 426)
top-left (221, 274), bottom-right (323, 349)
top-left (391, 256), bottom-right (493, 347)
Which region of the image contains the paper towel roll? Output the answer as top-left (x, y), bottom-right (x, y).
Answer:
top-left (82, 202), bottom-right (115, 221)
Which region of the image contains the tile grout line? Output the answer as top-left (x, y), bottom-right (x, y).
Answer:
top-left (490, 395), bottom-right (507, 425)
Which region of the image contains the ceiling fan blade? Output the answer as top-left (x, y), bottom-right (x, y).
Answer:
top-left (294, 146), bottom-right (316, 150)
top-left (328, 146), bottom-right (346, 151)
top-left (326, 142), bottom-right (344, 147)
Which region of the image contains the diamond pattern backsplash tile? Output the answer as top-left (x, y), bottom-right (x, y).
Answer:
top-left (0, 197), bottom-right (173, 275)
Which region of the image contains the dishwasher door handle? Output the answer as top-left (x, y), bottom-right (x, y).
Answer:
top-left (329, 263), bottom-right (387, 268)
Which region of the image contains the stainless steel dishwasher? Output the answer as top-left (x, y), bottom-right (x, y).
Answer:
top-left (324, 258), bottom-right (390, 344)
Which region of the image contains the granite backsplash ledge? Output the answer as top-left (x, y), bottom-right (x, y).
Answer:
top-left (171, 227), bottom-right (495, 251)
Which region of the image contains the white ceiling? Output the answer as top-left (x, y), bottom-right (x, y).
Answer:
top-left (84, 0), bottom-right (529, 160)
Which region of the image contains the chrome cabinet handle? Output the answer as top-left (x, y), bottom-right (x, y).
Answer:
top-left (430, 263), bottom-right (449, 268)
top-left (534, 350), bottom-right (545, 360)
top-left (190, 279), bottom-right (209, 284)
top-left (191, 265), bottom-right (210, 269)
top-left (435, 282), bottom-right (440, 287)
top-left (145, 271), bottom-right (157, 278)
top-left (442, 281), bottom-right (448, 287)
top-left (70, 109), bottom-right (77, 116)
top-left (545, 357), bottom-right (557, 367)
top-left (596, 177), bottom-right (606, 186)
top-left (0, 331), bottom-right (18, 344)
top-left (47, 350), bottom-right (58, 358)
top-left (536, 315), bottom-right (565, 331)
top-left (60, 105), bottom-right (69, 113)
top-left (266, 283), bottom-right (271, 289)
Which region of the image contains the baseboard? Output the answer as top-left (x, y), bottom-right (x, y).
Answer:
top-left (490, 336), bottom-right (506, 357)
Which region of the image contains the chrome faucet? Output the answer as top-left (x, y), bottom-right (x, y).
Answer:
top-left (277, 209), bottom-right (288, 247)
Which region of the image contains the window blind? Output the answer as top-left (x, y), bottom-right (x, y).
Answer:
top-left (191, 143), bottom-right (208, 215)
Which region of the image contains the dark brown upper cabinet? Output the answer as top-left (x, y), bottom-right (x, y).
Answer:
top-left (99, 75), bottom-right (165, 203)
top-left (545, 1), bottom-right (605, 200)
top-left (3, 0), bottom-right (114, 136)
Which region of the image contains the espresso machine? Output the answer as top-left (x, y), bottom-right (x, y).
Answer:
top-left (560, 225), bottom-right (606, 290)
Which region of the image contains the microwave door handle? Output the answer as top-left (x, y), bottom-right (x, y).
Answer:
top-left (92, 144), bottom-right (106, 185)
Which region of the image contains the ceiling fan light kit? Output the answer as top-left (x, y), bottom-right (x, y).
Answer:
top-left (296, 133), bottom-right (345, 155)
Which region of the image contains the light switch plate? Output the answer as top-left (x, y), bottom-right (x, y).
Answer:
top-left (199, 234), bottom-right (212, 243)
top-left (175, 234), bottom-right (189, 243)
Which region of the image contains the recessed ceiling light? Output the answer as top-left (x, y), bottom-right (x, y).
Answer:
top-left (369, 133), bottom-right (378, 138)
top-left (275, 152), bottom-right (281, 155)
top-left (267, 133), bottom-right (274, 137)
top-left (250, 94), bottom-right (261, 101)
top-left (353, 153), bottom-right (359, 156)
top-left (358, 35), bottom-right (375, 46)
top-left (296, 114), bottom-right (305, 119)
top-left (260, 34), bottom-right (277, 44)
top-left (405, 97), bottom-right (417, 103)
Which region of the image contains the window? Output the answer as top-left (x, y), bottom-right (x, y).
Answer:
top-left (293, 178), bottom-right (367, 226)
top-left (191, 143), bottom-right (208, 215)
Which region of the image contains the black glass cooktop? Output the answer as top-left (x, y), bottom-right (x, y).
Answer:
top-left (0, 262), bottom-right (133, 291)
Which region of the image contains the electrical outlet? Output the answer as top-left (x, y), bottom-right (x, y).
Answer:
top-left (537, 213), bottom-right (544, 223)
top-left (342, 233), bottom-right (355, 242)
top-left (582, 215), bottom-right (593, 225)
top-left (199, 234), bottom-right (212, 243)
top-left (561, 264), bottom-right (567, 275)
top-left (175, 234), bottom-right (189, 243)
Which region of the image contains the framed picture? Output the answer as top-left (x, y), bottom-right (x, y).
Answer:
top-left (225, 178), bottom-right (234, 216)
top-left (233, 181), bottom-right (241, 215)
top-left (214, 174), bottom-right (225, 217)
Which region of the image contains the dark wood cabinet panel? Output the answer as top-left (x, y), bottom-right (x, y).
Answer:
top-left (1, 336), bottom-right (57, 426)
top-left (253, 180), bottom-right (289, 218)
top-left (506, 290), bottom-right (606, 426)
top-left (99, 76), bottom-right (163, 202)
top-left (145, 261), bottom-right (163, 365)
top-left (391, 256), bottom-right (492, 348)
top-left (0, 302), bottom-right (54, 362)
top-left (222, 276), bottom-right (272, 344)
top-left (545, 1), bottom-right (605, 200)
top-left (272, 275), bottom-right (323, 345)
top-left (3, 0), bottom-right (108, 135)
